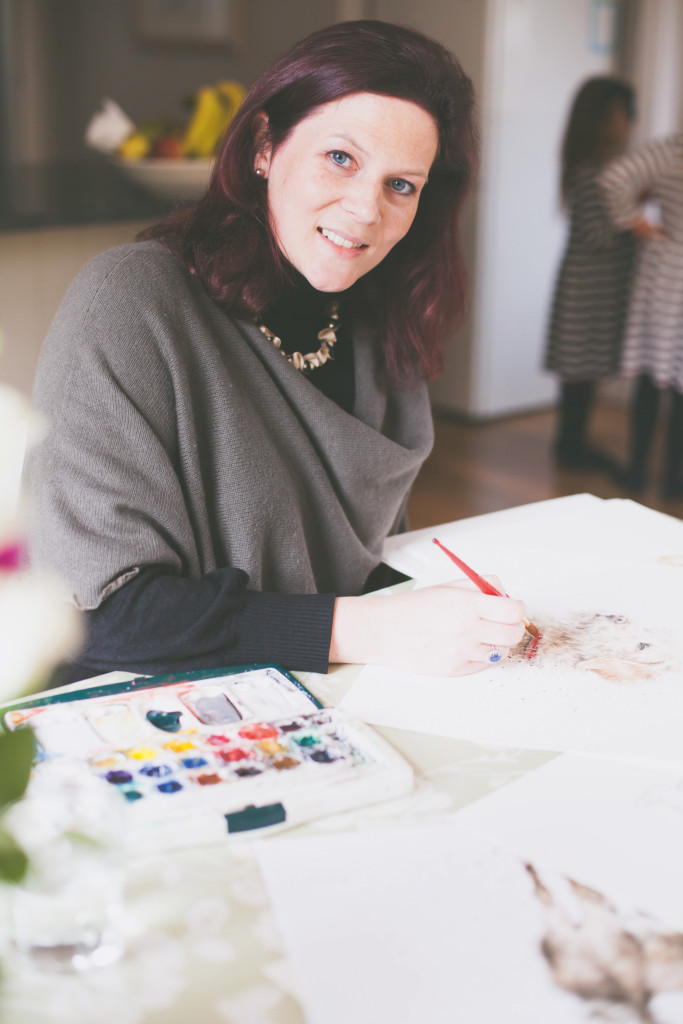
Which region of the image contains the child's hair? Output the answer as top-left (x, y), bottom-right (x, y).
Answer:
top-left (560, 76), bottom-right (636, 201)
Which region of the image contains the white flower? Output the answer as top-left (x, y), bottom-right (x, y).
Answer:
top-left (0, 383), bottom-right (43, 545)
top-left (0, 569), bottom-right (83, 701)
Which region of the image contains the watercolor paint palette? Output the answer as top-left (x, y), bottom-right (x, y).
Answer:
top-left (1, 665), bottom-right (414, 851)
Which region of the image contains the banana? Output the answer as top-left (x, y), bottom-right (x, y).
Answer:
top-left (182, 81), bottom-right (246, 158)
top-left (182, 87), bottom-right (224, 158)
top-left (215, 79), bottom-right (247, 119)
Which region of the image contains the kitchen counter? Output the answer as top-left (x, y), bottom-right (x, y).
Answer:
top-left (0, 159), bottom-right (174, 233)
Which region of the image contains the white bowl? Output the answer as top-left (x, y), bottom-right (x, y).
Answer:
top-left (112, 157), bottom-right (214, 200)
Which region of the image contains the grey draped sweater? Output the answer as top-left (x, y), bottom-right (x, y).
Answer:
top-left (26, 241), bottom-right (433, 668)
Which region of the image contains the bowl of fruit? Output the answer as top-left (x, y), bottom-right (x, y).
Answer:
top-left (86, 81), bottom-right (246, 202)
top-left (111, 154), bottom-right (214, 201)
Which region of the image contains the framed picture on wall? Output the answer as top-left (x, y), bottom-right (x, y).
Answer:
top-left (135, 0), bottom-right (247, 51)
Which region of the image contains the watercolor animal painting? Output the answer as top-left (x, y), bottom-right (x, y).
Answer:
top-left (527, 864), bottom-right (683, 1024)
top-left (511, 612), bottom-right (677, 683)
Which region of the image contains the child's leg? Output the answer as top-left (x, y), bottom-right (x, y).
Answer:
top-left (554, 380), bottom-right (613, 470)
top-left (661, 387), bottom-right (683, 499)
top-left (616, 374), bottom-right (661, 492)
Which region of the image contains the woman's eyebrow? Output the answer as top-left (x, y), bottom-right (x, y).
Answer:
top-left (326, 133), bottom-right (430, 179)
top-left (326, 132), bottom-right (367, 156)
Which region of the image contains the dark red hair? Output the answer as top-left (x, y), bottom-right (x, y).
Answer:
top-left (140, 20), bottom-right (478, 384)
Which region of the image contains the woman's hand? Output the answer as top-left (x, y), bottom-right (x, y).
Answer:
top-left (631, 216), bottom-right (666, 242)
top-left (329, 580), bottom-right (527, 677)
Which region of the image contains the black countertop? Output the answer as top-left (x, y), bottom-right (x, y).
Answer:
top-left (0, 159), bottom-right (176, 233)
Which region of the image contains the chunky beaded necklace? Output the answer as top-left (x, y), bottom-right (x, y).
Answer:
top-left (255, 300), bottom-right (341, 371)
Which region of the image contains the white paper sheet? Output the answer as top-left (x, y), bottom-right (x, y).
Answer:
top-left (383, 496), bottom-right (683, 583)
top-left (455, 752), bottom-right (683, 931)
top-left (256, 823), bottom-right (594, 1024)
top-left (257, 819), bottom-right (683, 1024)
top-left (342, 508), bottom-right (683, 767)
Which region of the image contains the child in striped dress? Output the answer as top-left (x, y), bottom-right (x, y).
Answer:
top-left (600, 134), bottom-right (683, 499)
top-left (545, 77), bottom-right (637, 470)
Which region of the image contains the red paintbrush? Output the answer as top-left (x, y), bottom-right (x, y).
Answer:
top-left (432, 538), bottom-right (541, 655)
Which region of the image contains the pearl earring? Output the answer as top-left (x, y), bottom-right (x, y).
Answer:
top-left (255, 168), bottom-right (265, 177)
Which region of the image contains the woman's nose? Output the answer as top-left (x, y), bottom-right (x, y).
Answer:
top-left (339, 178), bottom-right (382, 224)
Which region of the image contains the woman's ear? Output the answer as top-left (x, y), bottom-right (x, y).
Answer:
top-left (252, 111), bottom-right (272, 178)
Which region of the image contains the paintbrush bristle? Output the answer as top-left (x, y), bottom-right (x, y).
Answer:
top-left (524, 619), bottom-right (540, 638)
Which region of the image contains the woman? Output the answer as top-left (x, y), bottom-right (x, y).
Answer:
top-left (600, 133), bottom-right (683, 499)
top-left (26, 20), bottom-right (526, 684)
top-left (544, 77), bottom-right (637, 470)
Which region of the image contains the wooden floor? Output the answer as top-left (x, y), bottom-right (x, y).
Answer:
top-left (407, 401), bottom-right (683, 530)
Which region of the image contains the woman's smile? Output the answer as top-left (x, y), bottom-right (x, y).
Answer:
top-left (318, 227), bottom-right (368, 252)
top-left (257, 92), bottom-right (439, 292)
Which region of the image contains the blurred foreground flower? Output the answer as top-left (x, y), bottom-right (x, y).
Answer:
top-left (0, 382), bottom-right (42, 548)
top-left (0, 379), bottom-right (83, 701)
top-left (0, 570), bottom-right (83, 703)
top-left (0, 370), bottom-right (83, 884)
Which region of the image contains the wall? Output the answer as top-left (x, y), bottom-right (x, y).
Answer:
top-left (623, 0), bottom-right (682, 143)
top-left (3, 0), bottom-right (54, 163)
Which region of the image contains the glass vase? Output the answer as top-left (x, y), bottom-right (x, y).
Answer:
top-left (5, 761), bottom-right (126, 971)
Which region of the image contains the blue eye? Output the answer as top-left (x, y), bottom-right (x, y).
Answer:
top-left (389, 178), bottom-right (416, 196)
top-left (329, 150), bottom-right (351, 166)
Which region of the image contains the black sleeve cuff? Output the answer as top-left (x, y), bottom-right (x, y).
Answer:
top-left (229, 591), bottom-right (336, 675)
top-left (63, 565), bottom-right (336, 681)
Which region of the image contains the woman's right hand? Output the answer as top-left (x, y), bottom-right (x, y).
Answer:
top-left (631, 215), bottom-right (666, 242)
top-left (329, 580), bottom-right (527, 677)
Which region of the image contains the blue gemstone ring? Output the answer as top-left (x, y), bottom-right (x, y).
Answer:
top-left (486, 646), bottom-right (503, 664)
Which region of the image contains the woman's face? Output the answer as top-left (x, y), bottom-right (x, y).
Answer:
top-left (256, 92), bottom-right (439, 293)
top-left (603, 101), bottom-right (634, 152)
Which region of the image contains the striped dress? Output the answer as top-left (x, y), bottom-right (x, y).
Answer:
top-left (545, 163), bottom-right (637, 381)
top-left (600, 135), bottom-right (683, 392)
